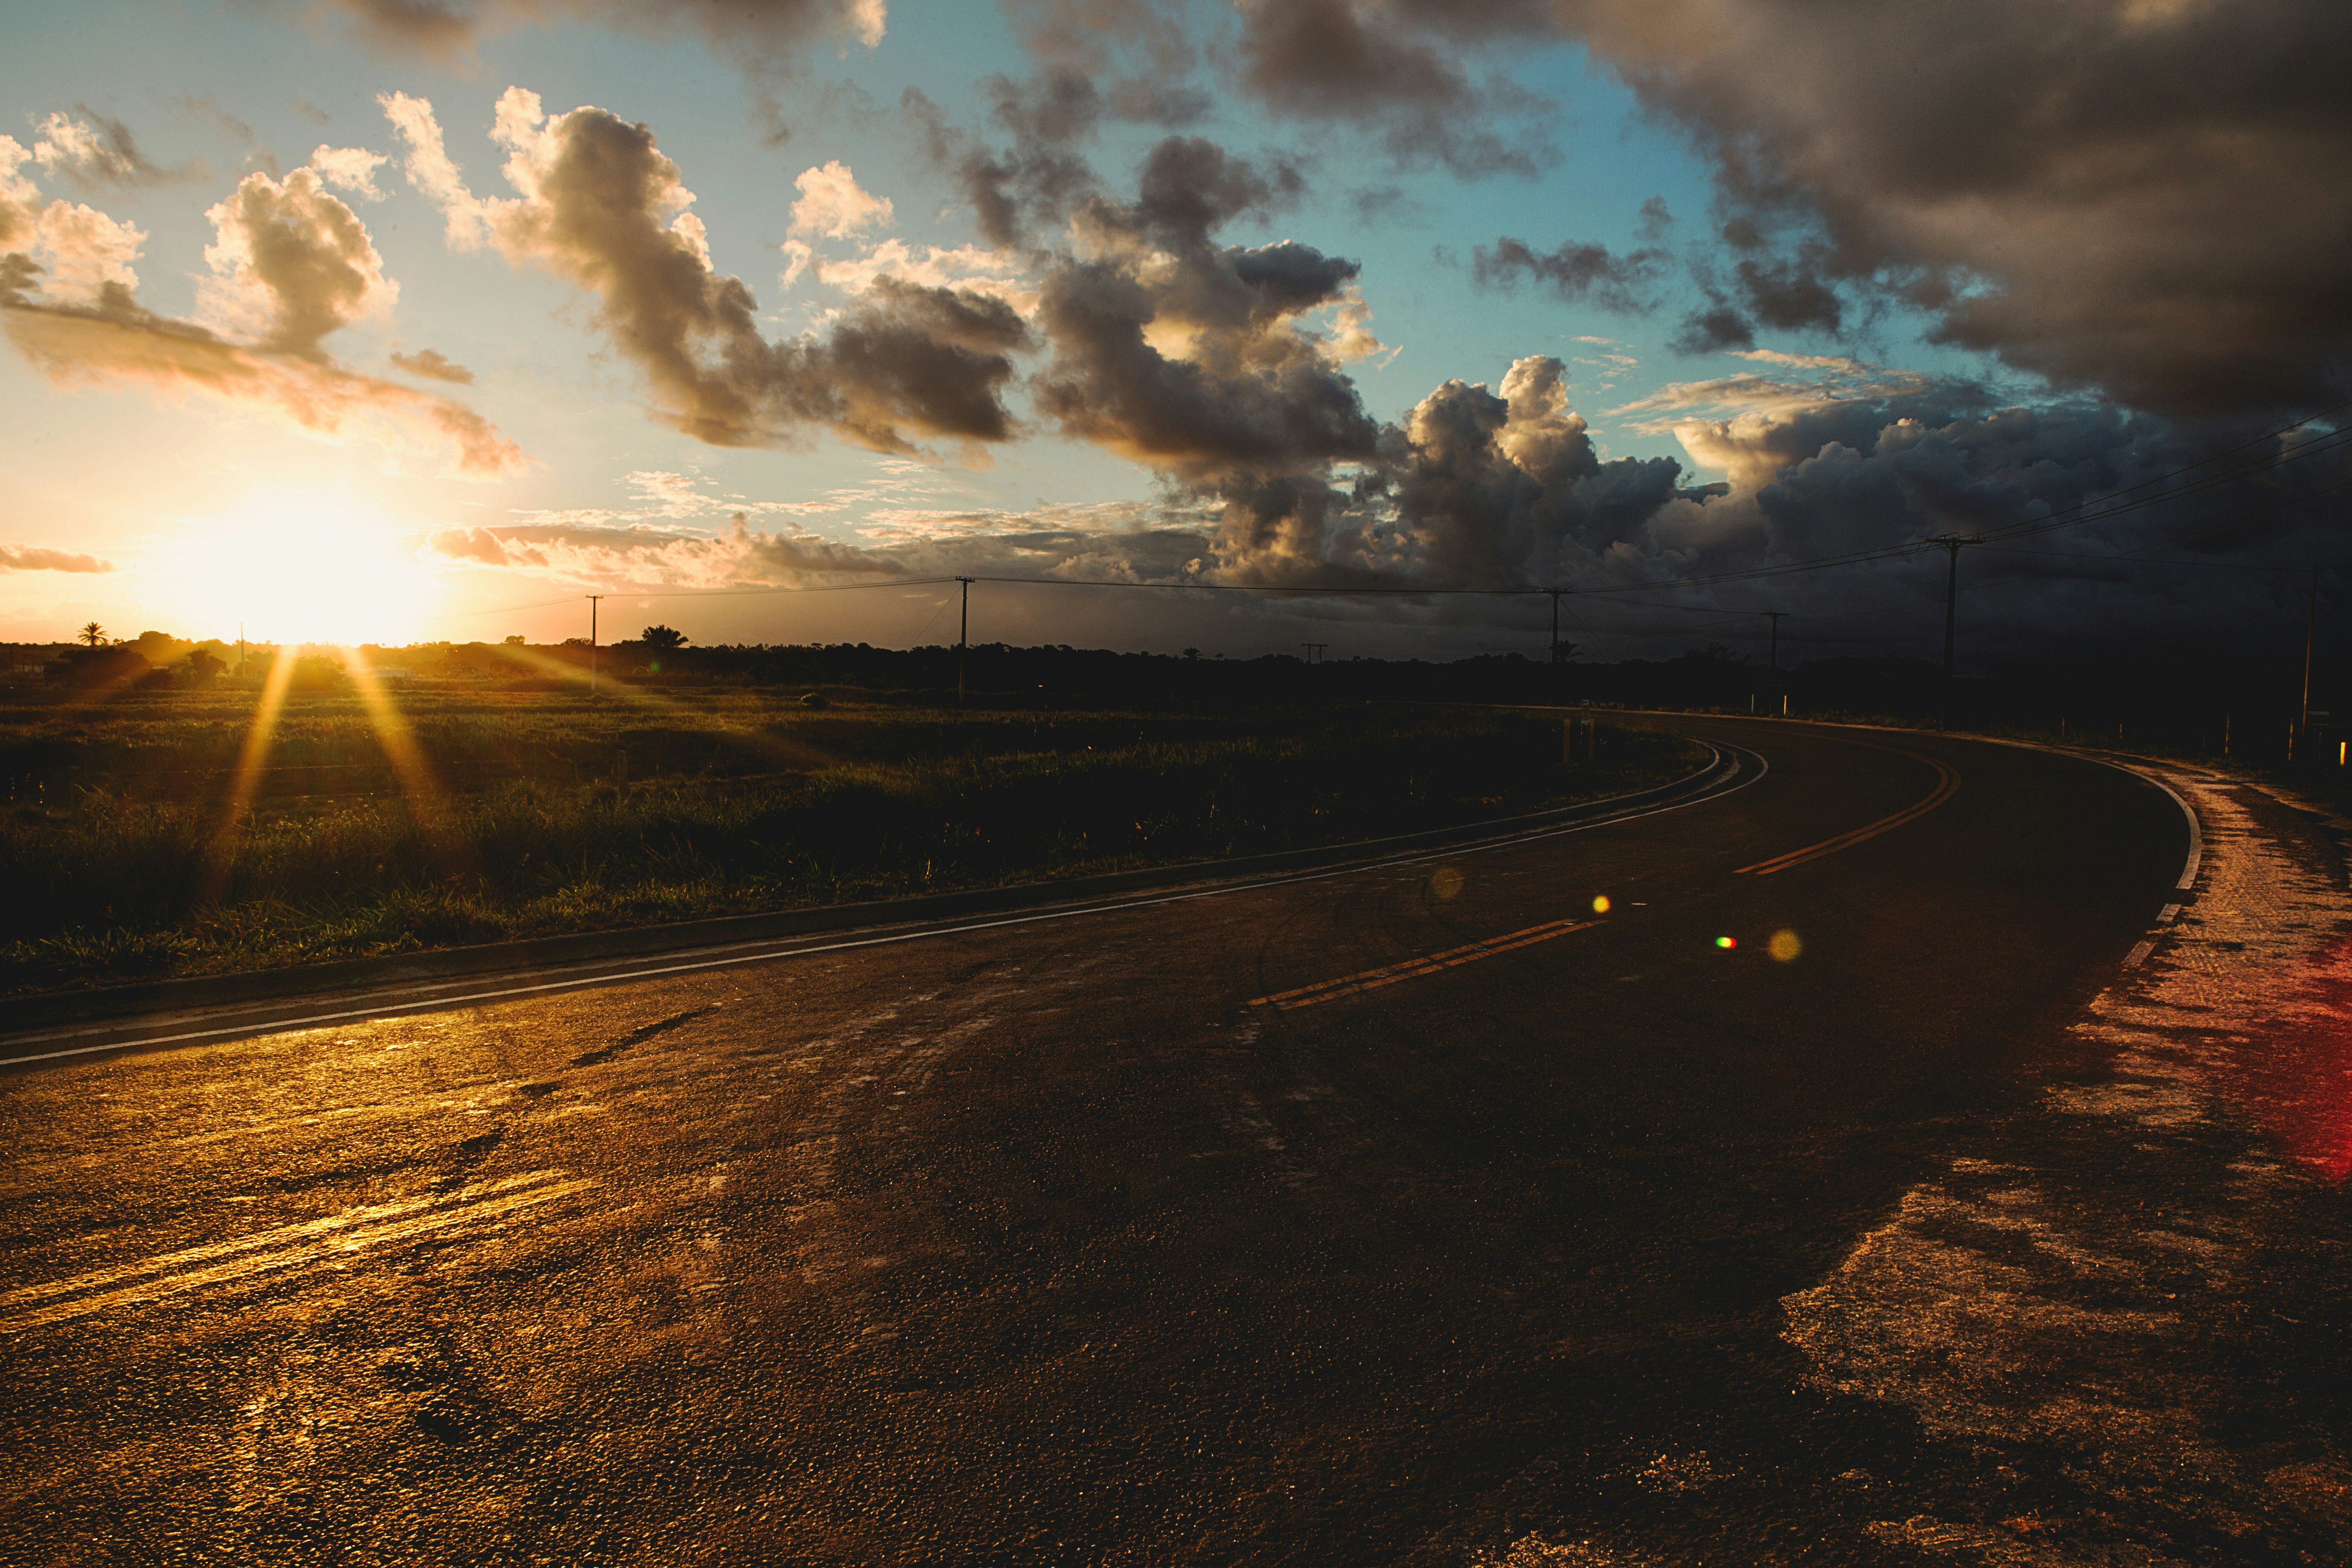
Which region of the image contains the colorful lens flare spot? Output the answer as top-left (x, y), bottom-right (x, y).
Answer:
top-left (1592, 895), bottom-right (1611, 913)
top-left (1770, 929), bottom-right (1803, 962)
top-left (1715, 936), bottom-right (1737, 949)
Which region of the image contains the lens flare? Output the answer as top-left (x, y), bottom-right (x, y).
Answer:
top-left (1430, 867), bottom-right (1464, 900)
top-left (1770, 929), bottom-right (1803, 962)
top-left (1592, 894), bottom-right (1611, 913)
top-left (1715, 935), bottom-right (1737, 949)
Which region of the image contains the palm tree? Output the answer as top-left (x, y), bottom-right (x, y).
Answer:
top-left (78, 622), bottom-right (106, 646)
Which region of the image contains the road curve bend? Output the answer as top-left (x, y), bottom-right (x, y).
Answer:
top-left (15, 719), bottom-right (2329, 1568)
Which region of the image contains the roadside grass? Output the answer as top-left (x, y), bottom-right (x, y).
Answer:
top-left (0, 688), bottom-right (1700, 995)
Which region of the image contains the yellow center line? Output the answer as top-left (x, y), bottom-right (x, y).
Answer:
top-left (1736, 752), bottom-right (1961, 876)
top-left (1250, 918), bottom-right (1598, 1011)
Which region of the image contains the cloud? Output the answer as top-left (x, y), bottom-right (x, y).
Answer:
top-left (787, 160), bottom-right (893, 239)
top-left (308, 144), bottom-right (390, 201)
top-left (1471, 236), bottom-right (1670, 313)
top-left (1032, 139), bottom-right (1367, 484)
top-left (298, 0), bottom-right (886, 63)
top-left (29, 109), bottom-right (203, 190)
top-left (196, 167), bottom-right (398, 357)
top-left (0, 544), bottom-right (112, 573)
top-left (0, 151), bottom-right (523, 477)
top-left (1230, 0), bottom-right (1557, 178)
top-left (902, 82), bottom-right (1099, 251)
top-left (1476, 0), bottom-right (2352, 417)
top-left (391, 346), bottom-right (474, 383)
top-left (377, 92), bottom-right (485, 248)
top-left (811, 238), bottom-right (1037, 313)
top-left (385, 88), bottom-right (1029, 454)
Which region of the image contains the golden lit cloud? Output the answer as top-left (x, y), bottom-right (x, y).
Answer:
top-left (0, 150), bottom-right (524, 478)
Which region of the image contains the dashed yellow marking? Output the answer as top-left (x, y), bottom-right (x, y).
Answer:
top-left (1250, 918), bottom-right (1598, 1011)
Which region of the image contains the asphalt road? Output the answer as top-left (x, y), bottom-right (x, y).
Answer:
top-left (5, 719), bottom-right (2344, 1566)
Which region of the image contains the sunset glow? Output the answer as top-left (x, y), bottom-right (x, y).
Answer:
top-left (152, 502), bottom-right (441, 647)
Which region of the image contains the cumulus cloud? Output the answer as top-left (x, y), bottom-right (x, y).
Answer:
top-left (308, 144), bottom-right (390, 201)
top-left (384, 88), bottom-right (1028, 453)
top-left (30, 109), bottom-right (202, 190)
top-left (0, 147), bottom-right (523, 477)
top-left (0, 544), bottom-right (112, 573)
top-left (787, 160), bottom-right (892, 239)
top-left (196, 167), bottom-right (398, 356)
top-left (1032, 140), bottom-right (1363, 487)
top-left (391, 346), bottom-right (474, 383)
top-left (812, 238), bottom-right (1037, 313)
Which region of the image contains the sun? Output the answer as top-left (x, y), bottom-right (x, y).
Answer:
top-left (154, 498), bottom-right (442, 646)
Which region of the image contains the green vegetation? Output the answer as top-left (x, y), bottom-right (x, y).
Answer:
top-left (0, 685), bottom-right (1701, 995)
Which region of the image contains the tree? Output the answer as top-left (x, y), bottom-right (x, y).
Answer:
top-left (78, 622), bottom-right (106, 646)
top-left (184, 647), bottom-right (225, 682)
top-left (640, 625), bottom-right (688, 651)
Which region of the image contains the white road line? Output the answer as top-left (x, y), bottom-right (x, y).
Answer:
top-left (4, 747), bottom-right (1768, 1068)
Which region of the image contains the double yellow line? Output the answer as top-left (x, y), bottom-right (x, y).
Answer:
top-left (1736, 752), bottom-right (1961, 876)
top-left (1249, 916), bottom-right (1597, 1011)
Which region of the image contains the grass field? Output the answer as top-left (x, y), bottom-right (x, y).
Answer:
top-left (0, 683), bottom-right (1700, 996)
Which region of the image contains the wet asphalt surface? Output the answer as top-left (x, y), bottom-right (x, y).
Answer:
top-left (4, 719), bottom-right (2347, 1566)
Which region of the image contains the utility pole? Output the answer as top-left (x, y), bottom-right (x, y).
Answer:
top-left (587, 595), bottom-right (602, 695)
top-left (1764, 611), bottom-right (1788, 673)
top-left (1926, 535), bottom-right (1973, 722)
top-left (237, 622), bottom-right (245, 678)
top-left (956, 576), bottom-right (974, 704)
top-left (1549, 588), bottom-right (1564, 664)
top-left (1300, 643), bottom-right (1328, 665)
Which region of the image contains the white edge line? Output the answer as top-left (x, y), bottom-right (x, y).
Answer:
top-left (5, 745), bottom-right (1769, 1067)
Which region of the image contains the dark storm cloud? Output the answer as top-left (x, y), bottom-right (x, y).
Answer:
top-left (1231, 0), bottom-right (1556, 177)
top-left (1029, 136), bottom-right (1376, 582)
top-left (1669, 301), bottom-right (1754, 355)
top-left (1289, 0), bottom-right (2352, 419)
top-left (1471, 236), bottom-right (1669, 314)
top-left (386, 90), bottom-right (1029, 453)
top-left (902, 86), bottom-right (1097, 251)
top-left (1039, 2), bottom-right (2351, 419)
top-left (1603, 368), bottom-right (2352, 659)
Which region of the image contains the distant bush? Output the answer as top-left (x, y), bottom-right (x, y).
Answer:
top-left (45, 645), bottom-right (150, 691)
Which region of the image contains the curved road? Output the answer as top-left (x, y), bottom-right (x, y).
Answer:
top-left (7, 718), bottom-right (2315, 1566)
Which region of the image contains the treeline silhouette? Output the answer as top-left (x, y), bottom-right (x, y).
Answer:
top-left (587, 639), bottom-right (2318, 763)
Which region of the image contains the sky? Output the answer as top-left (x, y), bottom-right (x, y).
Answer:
top-left (2, 0), bottom-right (2347, 668)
